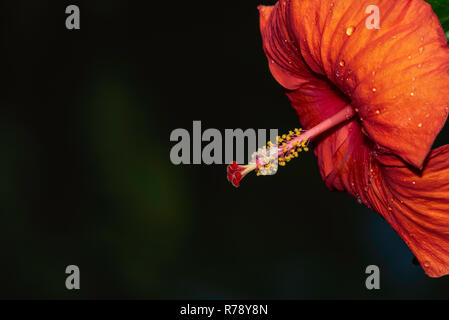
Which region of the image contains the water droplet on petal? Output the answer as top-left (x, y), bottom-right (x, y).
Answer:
top-left (408, 55), bottom-right (412, 60)
top-left (418, 63), bottom-right (422, 68)
top-left (412, 181), bottom-right (416, 185)
top-left (375, 110), bottom-right (380, 115)
top-left (357, 197), bottom-right (362, 204)
top-left (418, 123), bottom-right (423, 128)
top-left (424, 261), bottom-right (431, 268)
top-left (346, 26), bottom-right (355, 36)
top-left (410, 92), bottom-right (415, 96)
top-left (339, 60), bottom-right (345, 67)
top-left (372, 87), bottom-right (377, 92)
top-left (419, 47), bottom-right (424, 54)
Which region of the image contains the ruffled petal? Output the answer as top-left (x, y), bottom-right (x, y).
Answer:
top-left (314, 117), bottom-right (449, 278)
top-left (259, 0), bottom-right (449, 169)
top-left (259, 0), bottom-right (449, 277)
top-left (379, 147), bottom-right (449, 277)
top-left (258, 4), bottom-right (315, 90)
top-left (287, 89), bottom-right (449, 277)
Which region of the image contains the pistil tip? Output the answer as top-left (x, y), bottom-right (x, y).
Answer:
top-left (227, 161), bottom-right (246, 188)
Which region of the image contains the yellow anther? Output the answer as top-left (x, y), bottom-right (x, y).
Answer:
top-left (251, 127), bottom-right (307, 177)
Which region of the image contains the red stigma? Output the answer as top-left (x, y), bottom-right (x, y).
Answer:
top-left (227, 161), bottom-right (245, 188)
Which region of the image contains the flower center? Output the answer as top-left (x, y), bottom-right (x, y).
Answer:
top-left (227, 105), bottom-right (356, 187)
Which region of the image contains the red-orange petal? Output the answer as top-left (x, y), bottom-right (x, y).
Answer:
top-left (299, 109), bottom-right (449, 277)
top-left (259, 0), bottom-right (449, 277)
top-left (379, 146), bottom-right (449, 277)
top-left (260, 0), bottom-right (449, 169)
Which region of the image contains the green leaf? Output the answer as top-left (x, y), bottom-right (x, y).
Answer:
top-left (425, 0), bottom-right (449, 36)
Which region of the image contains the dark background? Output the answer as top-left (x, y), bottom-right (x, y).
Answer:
top-left (2, 0), bottom-right (449, 299)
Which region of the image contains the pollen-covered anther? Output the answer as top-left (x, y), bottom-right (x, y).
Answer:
top-left (251, 141), bottom-right (279, 177)
top-left (275, 131), bottom-right (310, 168)
top-left (226, 128), bottom-right (311, 187)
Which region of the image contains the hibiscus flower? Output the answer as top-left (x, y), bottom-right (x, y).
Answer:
top-left (227, 0), bottom-right (449, 278)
